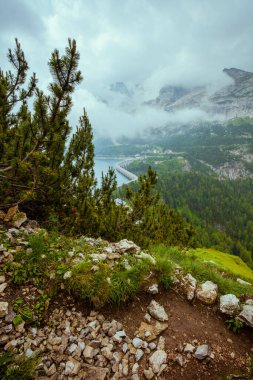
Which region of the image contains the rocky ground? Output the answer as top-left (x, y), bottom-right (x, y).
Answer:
top-left (1, 289), bottom-right (252, 379)
top-left (0, 209), bottom-right (253, 379)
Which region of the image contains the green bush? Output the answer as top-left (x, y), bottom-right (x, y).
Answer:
top-left (0, 351), bottom-right (39, 380)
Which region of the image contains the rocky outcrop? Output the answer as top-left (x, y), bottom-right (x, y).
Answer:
top-left (1, 206), bottom-right (27, 228)
top-left (149, 67), bottom-right (253, 119)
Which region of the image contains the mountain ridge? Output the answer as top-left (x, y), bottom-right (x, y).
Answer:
top-left (150, 67), bottom-right (253, 118)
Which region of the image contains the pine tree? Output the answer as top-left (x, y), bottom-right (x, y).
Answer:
top-left (0, 39), bottom-right (194, 249)
top-left (0, 39), bottom-right (83, 218)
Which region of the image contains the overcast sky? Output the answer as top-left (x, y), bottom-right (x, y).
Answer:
top-left (1, 0), bottom-right (253, 138)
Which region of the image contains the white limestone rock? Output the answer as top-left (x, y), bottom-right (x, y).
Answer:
top-left (181, 274), bottom-right (197, 301)
top-left (147, 283), bottom-right (159, 294)
top-left (237, 304), bottom-right (253, 327)
top-left (0, 283), bottom-right (7, 293)
top-left (149, 350), bottom-right (167, 374)
top-left (147, 300), bottom-right (168, 322)
top-left (237, 278), bottom-right (252, 286)
top-left (220, 294), bottom-right (240, 316)
top-left (65, 359), bottom-right (81, 376)
top-left (0, 302), bottom-right (8, 317)
top-left (196, 281), bottom-right (218, 305)
top-left (194, 344), bottom-right (210, 360)
top-left (184, 343), bottom-right (195, 353)
top-left (115, 239), bottom-right (140, 253)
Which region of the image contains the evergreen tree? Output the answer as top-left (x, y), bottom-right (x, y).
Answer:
top-left (0, 39), bottom-right (194, 249)
top-left (0, 39), bottom-right (83, 217)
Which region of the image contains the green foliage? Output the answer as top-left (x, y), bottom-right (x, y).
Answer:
top-left (13, 298), bottom-right (33, 321)
top-left (34, 293), bottom-right (50, 324)
top-left (12, 315), bottom-right (23, 326)
top-left (151, 244), bottom-right (253, 296)
top-left (190, 248), bottom-right (253, 282)
top-left (0, 350), bottom-right (39, 379)
top-left (0, 40), bottom-right (193, 250)
top-left (225, 318), bottom-right (244, 333)
top-left (65, 258), bottom-right (152, 307)
top-left (109, 259), bottom-right (151, 303)
top-left (150, 170), bottom-right (253, 264)
top-left (153, 250), bottom-right (173, 289)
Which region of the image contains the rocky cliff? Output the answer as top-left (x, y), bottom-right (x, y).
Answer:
top-left (151, 68), bottom-right (253, 118)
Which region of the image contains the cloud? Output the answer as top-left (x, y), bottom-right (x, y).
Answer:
top-left (1, 0), bottom-right (253, 138)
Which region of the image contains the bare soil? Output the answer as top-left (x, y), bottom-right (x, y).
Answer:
top-left (100, 288), bottom-right (253, 380)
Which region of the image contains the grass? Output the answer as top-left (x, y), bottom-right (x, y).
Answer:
top-left (66, 257), bottom-right (153, 307)
top-left (191, 248), bottom-right (253, 282)
top-left (151, 244), bottom-right (253, 296)
top-left (153, 249), bottom-right (173, 289)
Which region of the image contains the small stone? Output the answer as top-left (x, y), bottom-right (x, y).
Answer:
top-left (220, 294), bottom-right (240, 316)
top-left (83, 364), bottom-right (109, 379)
top-left (113, 330), bottom-right (127, 342)
top-left (230, 352), bottom-right (235, 359)
top-left (181, 274), bottom-right (197, 301)
top-left (147, 300), bottom-right (168, 322)
top-left (132, 363), bottom-right (139, 374)
top-left (157, 336), bottom-right (165, 350)
top-left (147, 284), bottom-right (159, 294)
top-left (115, 239), bottom-right (140, 253)
top-left (144, 313), bottom-right (152, 323)
top-left (65, 358), bottom-right (81, 375)
top-left (12, 212), bottom-right (27, 228)
top-left (184, 343), bottom-right (195, 353)
top-left (50, 337), bottom-right (62, 345)
top-left (144, 367), bottom-right (154, 379)
top-left (176, 354), bottom-right (186, 367)
top-left (4, 339), bottom-right (18, 350)
top-left (0, 302), bottom-right (8, 317)
top-left (136, 349), bottom-right (144, 361)
top-left (237, 278), bottom-right (252, 286)
top-left (149, 350), bottom-right (167, 374)
top-left (132, 337), bottom-right (145, 348)
top-left (47, 363), bottom-right (56, 376)
top-left (25, 348), bottom-right (34, 358)
top-left (194, 345), bottom-right (209, 360)
top-left (78, 341), bottom-right (85, 351)
top-left (0, 275), bottom-right (6, 283)
top-left (67, 343), bottom-right (78, 354)
top-left (101, 347), bottom-right (113, 360)
top-left (122, 343), bottom-right (128, 353)
top-left (149, 342), bottom-right (156, 350)
top-left (83, 345), bottom-right (96, 358)
top-left (196, 281), bottom-right (218, 305)
top-left (238, 304), bottom-right (253, 327)
top-left (90, 253), bottom-right (107, 262)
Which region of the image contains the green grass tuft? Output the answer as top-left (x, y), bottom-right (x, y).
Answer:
top-left (151, 244), bottom-right (253, 296)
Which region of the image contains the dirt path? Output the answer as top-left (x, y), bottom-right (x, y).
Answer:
top-left (100, 289), bottom-right (253, 379)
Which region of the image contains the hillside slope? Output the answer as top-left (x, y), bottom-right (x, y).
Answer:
top-left (0, 222), bottom-right (253, 379)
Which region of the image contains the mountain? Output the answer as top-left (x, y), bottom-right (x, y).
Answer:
top-left (110, 81), bottom-right (132, 97)
top-left (150, 68), bottom-right (253, 118)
